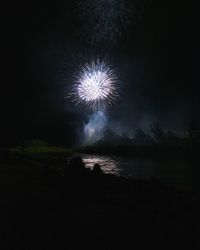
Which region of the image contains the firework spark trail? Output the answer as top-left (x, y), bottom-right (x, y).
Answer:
top-left (67, 58), bottom-right (118, 111)
top-left (77, 0), bottom-right (144, 43)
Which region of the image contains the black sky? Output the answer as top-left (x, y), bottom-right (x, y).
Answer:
top-left (1, 0), bottom-right (199, 146)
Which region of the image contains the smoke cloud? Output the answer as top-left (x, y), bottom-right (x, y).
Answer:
top-left (84, 111), bottom-right (107, 144)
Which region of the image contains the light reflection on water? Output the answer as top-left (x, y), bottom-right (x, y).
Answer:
top-left (81, 154), bottom-right (121, 176)
top-left (81, 154), bottom-right (155, 179)
top-left (79, 154), bottom-right (200, 192)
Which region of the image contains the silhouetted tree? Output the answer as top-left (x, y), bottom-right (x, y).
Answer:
top-left (150, 122), bottom-right (165, 143)
top-left (134, 128), bottom-right (152, 145)
top-left (99, 128), bottom-right (121, 145)
top-left (187, 122), bottom-right (200, 143)
top-left (120, 132), bottom-right (132, 145)
top-left (165, 130), bottom-right (181, 145)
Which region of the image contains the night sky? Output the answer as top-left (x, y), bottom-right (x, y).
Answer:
top-left (1, 0), bottom-right (199, 147)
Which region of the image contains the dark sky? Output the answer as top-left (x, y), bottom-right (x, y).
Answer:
top-left (1, 0), bottom-right (199, 146)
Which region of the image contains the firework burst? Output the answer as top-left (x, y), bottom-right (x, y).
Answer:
top-left (67, 59), bottom-right (118, 111)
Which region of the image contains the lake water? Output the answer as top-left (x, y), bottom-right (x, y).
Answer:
top-left (80, 154), bottom-right (200, 192)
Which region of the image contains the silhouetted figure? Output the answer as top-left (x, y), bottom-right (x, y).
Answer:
top-left (91, 163), bottom-right (104, 199)
top-left (93, 163), bottom-right (102, 175)
top-left (70, 156), bottom-right (85, 169)
top-left (65, 156), bottom-right (86, 177)
top-left (64, 157), bottom-right (91, 198)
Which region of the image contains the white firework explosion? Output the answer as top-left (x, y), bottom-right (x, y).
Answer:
top-left (68, 59), bottom-right (118, 111)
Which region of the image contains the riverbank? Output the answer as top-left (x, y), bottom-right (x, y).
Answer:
top-left (0, 154), bottom-right (199, 249)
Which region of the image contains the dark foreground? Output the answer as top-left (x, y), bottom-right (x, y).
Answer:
top-left (0, 153), bottom-right (200, 250)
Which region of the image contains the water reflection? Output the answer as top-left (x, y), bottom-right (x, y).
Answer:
top-left (81, 154), bottom-right (121, 176)
top-left (79, 154), bottom-right (200, 192)
top-left (81, 154), bottom-right (155, 179)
